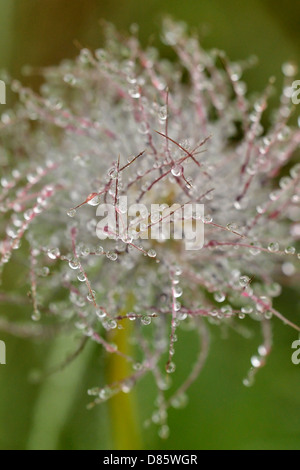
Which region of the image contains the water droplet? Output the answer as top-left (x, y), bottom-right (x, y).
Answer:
top-left (80, 246), bottom-right (90, 257)
top-left (282, 62), bottom-right (298, 77)
top-left (69, 259), bottom-right (80, 270)
top-left (95, 48), bottom-right (107, 61)
top-left (290, 163), bottom-right (300, 179)
top-left (285, 246), bottom-right (296, 255)
top-left (77, 272), bottom-right (86, 282)
top-left (173, 286), bottom-right (183, 298)
top-left (63, 73), bottom-right (77, 86)
top-left (106, 251), bottom-right (118, 261)
top-left (141, 315), bottom-right (151, 326)
top-left (227, 222), bottom-right (239, 231)
top-left (107, 167), bottom-right (118, 179)
top-left (264, 311), bottom-right (273, 320)
top-left (251, 355), bottom-right (262, 368)
top-left (282, 262), bottom-right (295, 276)
top-left (79, 48), bottom-right (93, 65)
top-left (158, 105), bottom-right (168, 121)
top-left (249, 243), bottom-right (261, 256)
top-left (171, 165), bottom-right (183, 177)
top-left (170, 393), bottom-right (188, 409)
top-left (39, 266), bottom-right (50, 277)
top-left (241, 305), bottom-right (253, 314)
top-left (95, 245), bottom-right (104, 255)
top-left (202, 214), bottom-right (213, 223)
top-left (268, 242), bottom-right (279, 253)
top-left (214, 291), bottom-right (226, 303)
top-left (158, 425), bottom-right (170, 439)
top-left (67, 208), bottom-right (76, 218)
top-left (234, 201), bottom-right (242, 210)
top-left (166, 361), bottom-right (176, 374)
top-left (279, 176), bottom-right (291, 189)
top-left (266, 282), bottom-right (281, 297)
top-left (239, 275), bottom-right (250, 287)
top-left (148, 249), bottom-right (156, 258)
top-left (107, 319), bottom-right (117, 329)
top-left (258, 345), bottom-right (268, 356)
top-left (128, 85), bottom-right (141, 99)
top-left (87, 194), bottom-right (101, 206)
top-left (138, 122), bottom-right (149, 134)
top-left (96, 307), bottom-right (106, 319)
top-left (243, 377), bottom-right (254, 387)
top-left (87, 387), bottom-right (101, 396)
top-left (99, 386), bottom-right (112, 401)
top-left (47, 248), bottom-right (60, 260)
top-left (32, 311), bottom-right (41, 321)
top-left (87, 290), bottom-right (96, 302)
top-left (121, 379), bottom-right (134, 393)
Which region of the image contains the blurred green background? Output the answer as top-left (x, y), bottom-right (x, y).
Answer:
top-left (0, 0), bottom-right (299, 450)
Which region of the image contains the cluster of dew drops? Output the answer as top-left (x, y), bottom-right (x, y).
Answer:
top-left (0, 19), bottom-right (300, 438)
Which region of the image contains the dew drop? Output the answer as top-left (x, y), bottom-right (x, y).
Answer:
top-left (239, 275), bottom-right (250, 287)
top-left (32, 311), bottom-right (41, 322)
top-left (214, 291), bottom-right (226, 303)
top-left (69, 259), bottom-right (80, 270)
top-left (173, 286), bottom-right (183, 298)
top-left (96, 307), bottom-right (106, 319)
top-left (282, 262), bottom-right (295, 276)
top-left (148, 249), bottom-right (157, 258)
top-left (290, 163), bottom-right (300, 179)
top-left (227, 222), bottom-right (239, 231)
top-left (106, 251), bottom-right (118, 261)
top-left (282, 62), bottom-right (298, 77)
top-left (268, 242), bottom-right (279, 253)
top-left (77, 272), bottom-right (86, 282)
top-left (80, 246), bottom-right (90, 257)
top-left (170, 393), bottom-right (188, 409)
top-left (121, 379), bottom-right (134, 394)
top-left (171, 165), bottom-right (183, 177)
top-left (141, 315), bottom-right (151, 326)
top-left (67, 208), bottom-right (76, 218)
top-left (87, 291), bottom-right (96, 302)
top-left (241, 305), bottom-right (253, 314)
top-left (47, 248), bottom-right (60, 260)
top-left (110, 319), bottom-right (118, 329)
top-left (202, 214), bottom-right (213, 223)
top-left (264, 311), bottom-right (273, 320)
top-left (87, 194), bottom-right (101, 206)
top-left (79, 48), bottom-right (93, 65)
top-left (251, 355), bottom-right (262, 368)
top-left (95, 48), bottom-right (107, 61)
top-left (129, 85), bottom-right (141, 99)
top-left (166, 361), bottom-right (176, 374)
top-left (158, 425), bottom-right (170, 440)
top-left (99, 386), bottom-right (112, 401)
top-left (258, 345), bottom-right (268, 357)
top-left (249, 243), bottom-right (261, 256)
top-left (285, 246), bottom-right (296, 255)
top-left (158, 105), bottom-right (168, 121)
top-left (279, 176), bottom-right (291, 189)
top-left (243, 377), bottom-right (254, 387)
top-left (95, 245), bottom-right (104, 255)
top-left (128, 313), bottom-right (136, 321)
